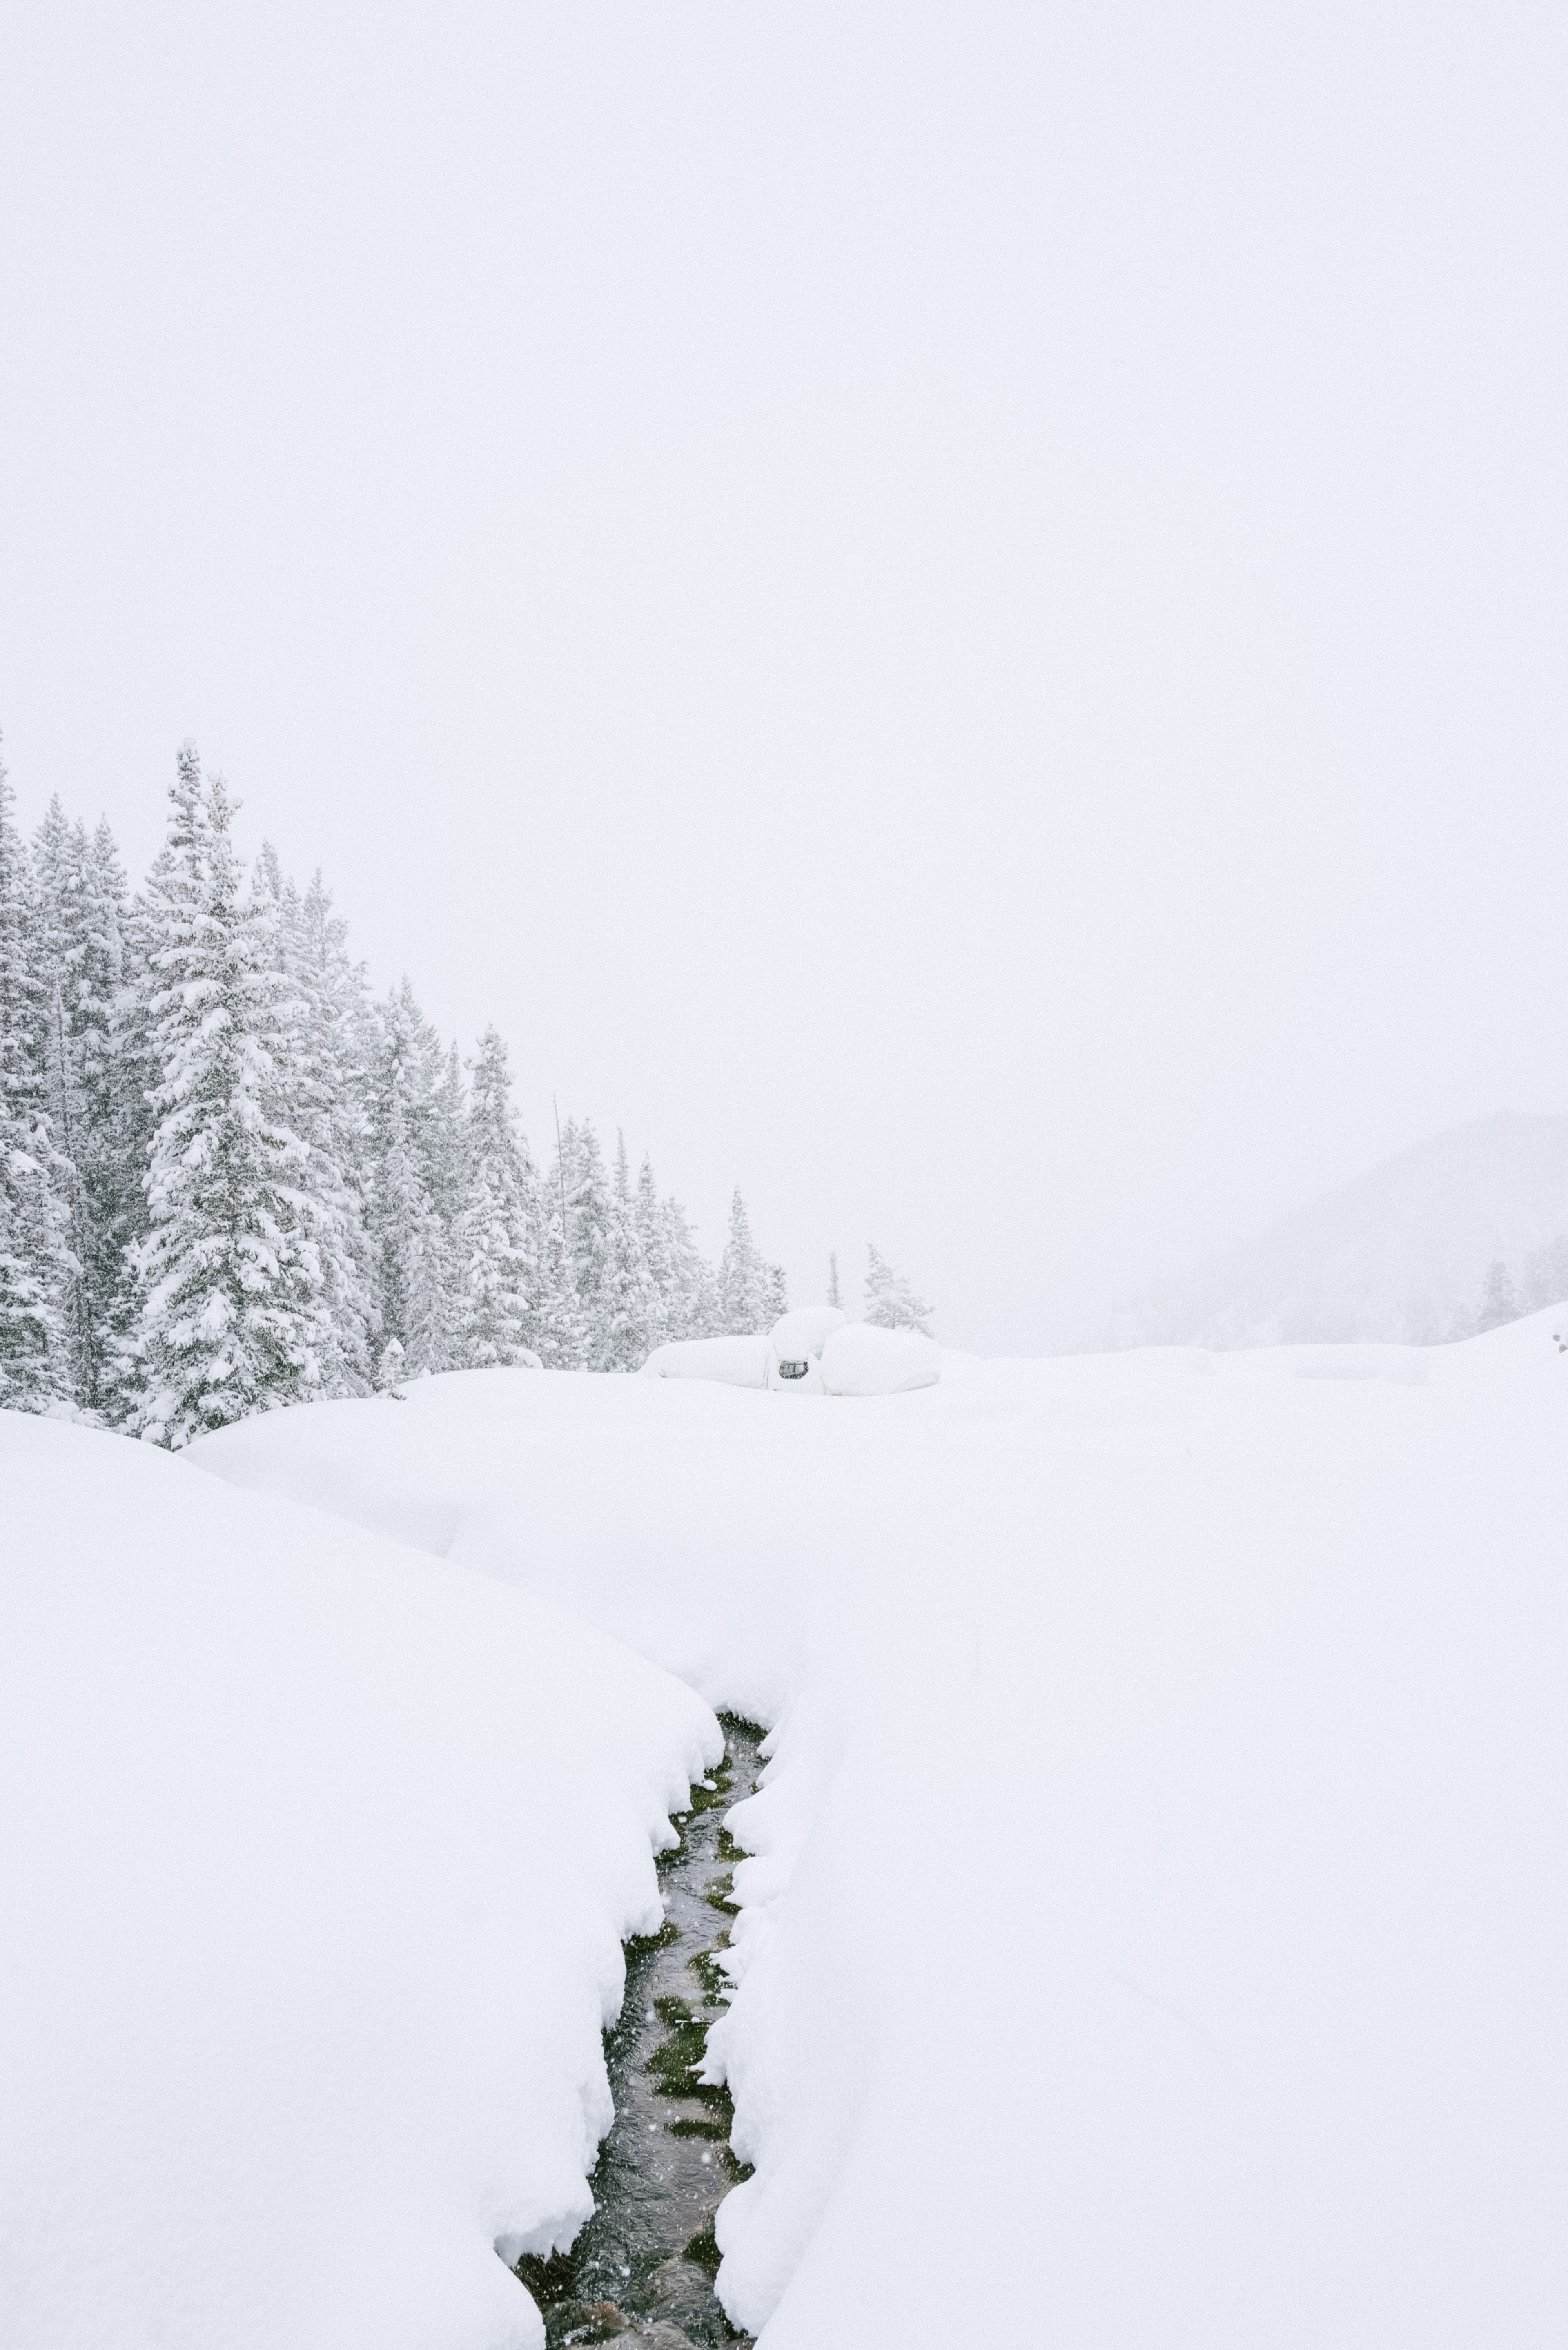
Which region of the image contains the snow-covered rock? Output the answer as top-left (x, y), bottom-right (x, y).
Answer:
top-left (0, 1407), bottom-right (717, 2350)
top-left (768, 1307), bottom-right (846, 1361)
top-left (817, 1320), bottom-right (941, 1395)
top-left (639, 1335), bottom-right (771, 1387)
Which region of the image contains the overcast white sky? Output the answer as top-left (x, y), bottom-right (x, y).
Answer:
top-left (2, 2), bottom-right (1564, 1350)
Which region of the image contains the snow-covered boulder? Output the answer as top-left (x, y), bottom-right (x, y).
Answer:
top-left (765, 1306), bottom-right (846, 1394)
top-left (818, 1321), bottom-right (942, 1395)
top-left (639, 1335), bottom-right (771, 1388)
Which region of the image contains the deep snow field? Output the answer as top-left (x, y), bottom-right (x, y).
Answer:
top-left (4, 1315), bottom-right (1566, 2348)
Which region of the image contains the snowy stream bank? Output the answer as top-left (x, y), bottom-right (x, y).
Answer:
top-left (517, 1718), bottom-right (764, 2349)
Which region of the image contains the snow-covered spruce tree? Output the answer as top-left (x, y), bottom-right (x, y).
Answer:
top-left (658, 1192), bottom-right (717, 1340)
top-left (1472, 1258), bottom-right (1521, 1336)
top-left (296, 870), bottom-right (377, 1388)
top-left (561, 1118), bottom-right (611, 1345)
top-left (260, 860), bottom-right (376, 1396)
top-left (98, 830), bottom-right (174, 1419)
top-left (131, 747), bottom-right (323, 1446)
top-left (864, 1243), bottom-right (933, 1336)
top-left (76, 821), bottom-right (137, 1400)
top-left (532, 1191), bottom-right (588, 1368)
top-left (716, 1186), bottom-right (768, 1332)
top-left (365, 981), bottom-right (452, 1384)
top-left (826, 1251), bottom-right (842, 1310)
top-left (429, 1041), bottom-right (470, 1237)
top-left (370, 1081), bottom-right (436, 1384)
top-left (635, 1153), bottom-right (673, 1350)
top-left (31, 799), bottom-right (140, 1411)
top-left (29, 798), bottom-right (97, 1403)
top-left (0, 750), bottom-right (72, 1410)
top-left (452, 1024), bottom-right (539, 1368)
top-left (592, 1130), bottom-right (661, 1370)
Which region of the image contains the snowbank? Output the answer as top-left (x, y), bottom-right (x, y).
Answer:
top-left (0, 1410), bottom-right (718, 2350)
top-left (193, 1323), bottom-right (1568, 2346)
top-left (817, 1320), bottom-right (940, 1395)
top-left (639, 1334), bottom-right (771, 1387)
top-left (642, 1314), bottom-right (941, 1399)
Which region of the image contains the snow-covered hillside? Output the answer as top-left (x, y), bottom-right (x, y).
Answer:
top-left (1101, 1111), bottom-right (1568, 1349)
top-left (187, 1329), bottom-right (1568, 2348)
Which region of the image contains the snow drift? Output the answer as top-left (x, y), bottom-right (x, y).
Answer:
top-left (644, 1312), bottom-right (940, 1399)
top-left (0, 1409), bottom-right (717, 2350)
top-left (193, 1323), bottom-right (1568, 2348)
top-left (640, 1333), bottom-right (772, 1387)
top-left (817, 1320), bottom-right (940, 1394)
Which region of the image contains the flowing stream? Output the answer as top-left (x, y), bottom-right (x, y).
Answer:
top-left (515, 1715), bottom-right (765, 2349)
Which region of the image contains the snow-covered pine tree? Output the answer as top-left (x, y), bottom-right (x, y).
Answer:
top-left (132, 747), bottom-right (323, 1445)
top-left (1, 740), bottom-right (811, 1411)
top-left (252, 837), bottom-right (286, 907)
top-left (30, 798), bottom-right (98, 1405)
top-left (365, 980), bottom-right (451, 1382)
top-left (294, 870), bottom-right (377, 1390)
top-left (826, 1251), bottom-right (842, 1309)
top-left (1472, 1258), bottom-right (1521, 1336)
top-left (98, 829), bottom-right (173, 1419)
top-left (564, 1119), bottom-right (611, 1348)
top-left (525, 1107), bottom-right (581, 1368)
top-left (424, 1040), bottom-right (468, 1372)
top-left (370, 1087), bottom-right (434, 1384)
top-left (30, 801), bottom-right (142, 1415)
top-left (593, 1130), bottom-right (660, 1370)
top-left (259, 861), bottom-right (376, 1396)
top-left (452, 1023), bottom-right (539, 1368)
top-left (635, 1153), bottom-right (673, 1347)
top-left (716, 1186), bottom-right (767, 1332)
top-left (658, 1191), bottom-right (716, 1340)
top-left (533, 1199), bottom-right (588, 1369)
top-left (0, 749), bottom-right (71, 1410)
top-left (864, 1243), bottom-right (933, 1335)
top-left (77, 821), bottom-right (136, 1399)
top-left (429, 1042), bottom-right (469, 1233)
top-left (760, 1258), bottom-right (789, 1325)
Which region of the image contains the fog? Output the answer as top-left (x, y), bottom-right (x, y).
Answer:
top-left (2, 2), bottom-right (1564, 1351)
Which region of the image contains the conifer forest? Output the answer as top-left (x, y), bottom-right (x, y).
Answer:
top-left (0, 742), bottom-right (789, 1439)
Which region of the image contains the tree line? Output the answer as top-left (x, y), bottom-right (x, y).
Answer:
top-left (0, 741), bottom-right (796, 1441)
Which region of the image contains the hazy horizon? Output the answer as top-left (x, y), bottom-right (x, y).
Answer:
top-left (4, 2), bottom-right (1564, 1351)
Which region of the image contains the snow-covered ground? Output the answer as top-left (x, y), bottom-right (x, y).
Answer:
top-left (0, 1403), bottom-right (716, 2350)
top-left (6, 1319), bottom-right (1566, 2346)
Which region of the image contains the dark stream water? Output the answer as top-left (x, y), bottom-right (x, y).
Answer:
top-left (515, 1716), bottom-right (765, 2349)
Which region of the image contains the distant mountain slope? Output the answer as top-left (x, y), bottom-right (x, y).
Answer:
top-left (1110, 1113), bottom-right (1568, 1350)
